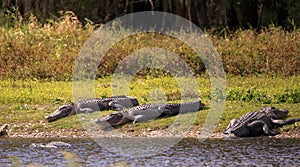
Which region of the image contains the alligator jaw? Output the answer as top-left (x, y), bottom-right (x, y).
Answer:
top-left (264, 106), bottom-right (288, 119)
top-left (46, 104), bottom-right (75, 122)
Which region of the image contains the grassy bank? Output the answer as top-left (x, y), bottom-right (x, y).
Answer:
top-left (0, 12), bottom-right (299, 80)
top-left (0, 12), bottom-right (299, 137)
top-left (1, 76), bottom-right (299, 137)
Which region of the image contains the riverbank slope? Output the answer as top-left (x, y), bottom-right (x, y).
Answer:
top-left (1, 76), bottom-right (299, 138)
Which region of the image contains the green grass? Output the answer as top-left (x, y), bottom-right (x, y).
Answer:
top-left (1, 11), bottom-right (299, 137)
top-left (1, 76), bottom-right (299, 136)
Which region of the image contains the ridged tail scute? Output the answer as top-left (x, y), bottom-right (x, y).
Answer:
top-left (162, 98), bottom-right (205, 116)
top-left (178, 98), bottom-right (205, 114)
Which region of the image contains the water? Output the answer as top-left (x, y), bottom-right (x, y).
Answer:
top-left (1, 137), bottom-right (299, 166)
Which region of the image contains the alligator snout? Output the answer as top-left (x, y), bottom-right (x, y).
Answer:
top-left (270, 107), bottom-right (288, 118)
top-left (45, 115), bottom-right (55, 122)
top-left (46, 104), bottom-right (74, 122)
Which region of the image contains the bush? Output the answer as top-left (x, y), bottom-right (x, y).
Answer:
top-left (212, 27), bottom-right (300, 76)
top-left (0, 12), bottom-right (93, 80)
top-left (226, 88), bottom-right (300, 104)
top-left (0, 12), bottom-right (299, 80)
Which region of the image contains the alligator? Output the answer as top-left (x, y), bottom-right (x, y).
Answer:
top-left (224, 106), bottom-right (300, 137)
top-left (0, 124), bottom-right (8, 137)
top-left (29, 141), bottom-right (71, 148)
top-left (95, 98), bottom-right (204, 127)
top-left (46, 95), bottom-right (139, 122)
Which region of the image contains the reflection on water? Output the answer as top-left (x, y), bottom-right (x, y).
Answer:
top-left (0, 137), bottom-right (299, 166)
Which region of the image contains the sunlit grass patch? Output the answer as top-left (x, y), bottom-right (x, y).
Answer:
top-left (0, 79), bottom-right (72, 105)
top-left (0, 75), bottom-right (299, 136)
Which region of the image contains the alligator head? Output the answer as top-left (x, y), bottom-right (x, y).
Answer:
top-left (45, 103), bottom-right (75, 122)
top-left (265, 106), bottom-right (288, 119)
top-left (94, 112), bottom-right (129, 127)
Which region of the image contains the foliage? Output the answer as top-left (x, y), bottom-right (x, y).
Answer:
top-left (0, 12), bottom-right (93, 80)
top-left (226, 88), bottom-right (300, 104)
top-left (1, 0), bottom-right (300, 29)
top-left (0, 12), bottom-right (299, 80)
top-left (286, 0), bottom-right (300, 27)
top-left (212, 27), bottom-right (300, 76)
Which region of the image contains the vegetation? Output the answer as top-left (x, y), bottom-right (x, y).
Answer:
top-left (1, 0), bottom-right (300, 29)
top-left (0, 12), bottom-right (299, 80)
top-left (0, 12), bottom-right (299, 137)
top-left (1, 76), bottom-right (299, 136)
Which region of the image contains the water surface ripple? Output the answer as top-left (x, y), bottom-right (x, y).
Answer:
top-left (0, 137), bottom-right (299, 166)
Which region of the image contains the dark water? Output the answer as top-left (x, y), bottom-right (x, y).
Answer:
top-left (1, 137), bottom-right (299, 166)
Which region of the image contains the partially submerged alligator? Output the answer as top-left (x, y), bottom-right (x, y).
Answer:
top-left (95, 98), bottom-right (204, 127)
top-left (224, 106), bottom-right (300, 137)
top-left (29, 141), bottom-right (71, 148)
top-left (46, 95), bottom-right (139, 122)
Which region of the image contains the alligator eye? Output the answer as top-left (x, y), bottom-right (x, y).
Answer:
top-left (59, 105), bottom-right (69, 110)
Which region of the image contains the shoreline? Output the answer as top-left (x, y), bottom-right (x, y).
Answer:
top-left (5, 126), bottom-right (300, 139)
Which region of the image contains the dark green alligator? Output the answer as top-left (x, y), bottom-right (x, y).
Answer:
top-left (46, 95), bottom-right (139, 122)
top-left (224, 106), bottom-right (300, 137)
top-left (95, 98), bottom-right (204, 127)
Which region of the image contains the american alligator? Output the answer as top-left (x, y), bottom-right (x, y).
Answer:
top-left (95, 98), bottom-right (204, 127)
top-left (224, 106), bottom-right (300, 137)
top-left (0, 124), bottom-right (8, 137)
top-left (46, 95), bottom-right (139, 122)
top-left (29, 141), bottom-right (71, 148)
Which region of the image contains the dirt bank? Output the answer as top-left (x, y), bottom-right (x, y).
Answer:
top-left (5, 125), bottom-right (300, 139)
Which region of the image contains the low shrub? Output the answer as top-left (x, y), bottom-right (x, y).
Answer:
top-left (226, 88), bottom-right (300, 104)
top-left (0, 12), bottom-right (299, 80)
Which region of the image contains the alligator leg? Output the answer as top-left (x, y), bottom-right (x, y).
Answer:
top-left (132, 113), bottom-right (161, 123)
top-left (271, 118), bottom-right (300, 127)
top-left (132, 107), bottom-right (165, 123)
top-left (132, 115), bottom-right (146, 124)
top-left (78, 108), bottom-right (94, 113)
top-left (262, 123), bottom-right (279, 136)
top-left (158, 108), bottom-right (175, 118)
top-left (223, 119), bottom-right (237, 135)
top-left (108, 101), bottom-right (124, 111)
top-left (247, 120), bottom-right (278, 136)
top-left (226, 119), bottom-right (237, 130)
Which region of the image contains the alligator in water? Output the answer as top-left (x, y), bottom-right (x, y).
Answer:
top-left (95, 98), bottom-right (204, 127)
top-left (29, 141), bottom-right (71, 148)
top-left (46, 95), bottom-right (139, 122)
top-left (224, 106), bottom-right (300, 137)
